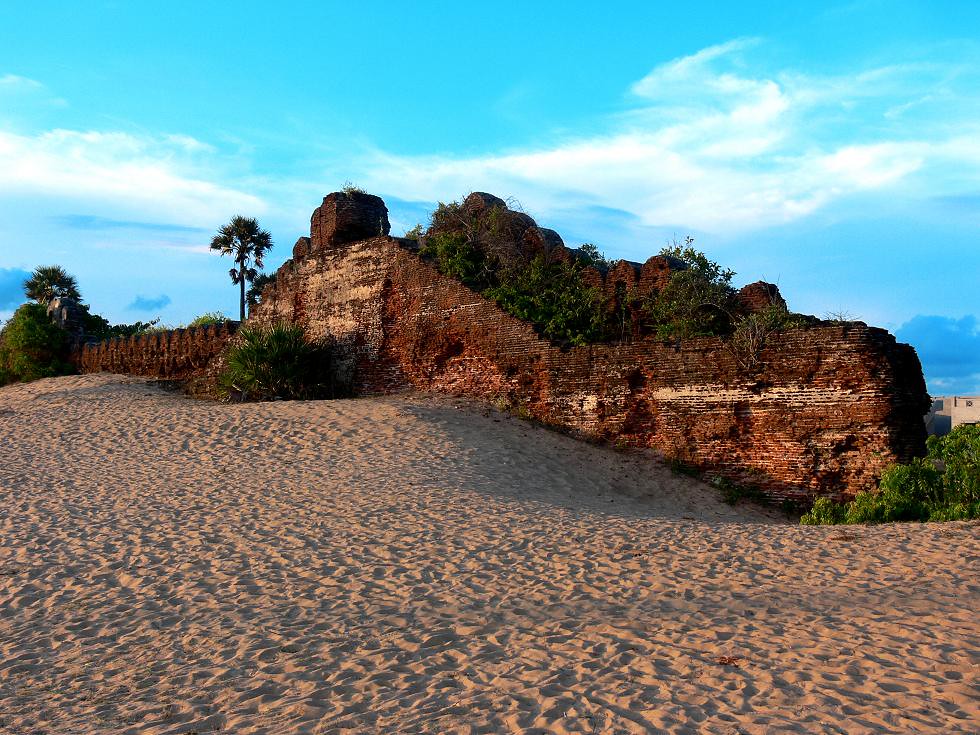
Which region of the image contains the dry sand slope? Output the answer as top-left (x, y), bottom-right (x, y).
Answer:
top-left (0, 374), bottom-right (977, 735)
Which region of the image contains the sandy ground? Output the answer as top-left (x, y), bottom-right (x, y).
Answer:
top-left (0, 374), bottom-right (977, 735)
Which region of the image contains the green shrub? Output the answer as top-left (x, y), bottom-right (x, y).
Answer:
top-left (642, 241), bottom-right (738, 340)
top-left (800, 496), bottom-right (848, 525)
top-left (79, 305), bottom-right (161, 339)
top-left (221, 323), bottom-right (339, 400)
top-left (188, 311), bottom-right (228, 328)
top-left (0, 303), bottom-right (74, 385)
top-left (801, 426), bottom-right (980, 525)
top-left (485, 256), bottom-right (605, 345)
top-left (928, 424), bottom-right (980, 508)
top-left (420, 232), bottom-right (493, 292)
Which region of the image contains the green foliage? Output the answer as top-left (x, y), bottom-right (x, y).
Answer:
top-left (246, 274), bottom-right (276, 310)
top-left (801, 425), bottom-right (980, 525)
top-left (79, 305), bottom-right (161, 339)
top-left (575, 243), bottom-right (610, 269)
top-left (643, 239), bottom-right (738, 340)
top-left (420, 232), bottom-right (493, 292)
top-left (800, 496), bottom-right (848, 525)
top-left (403, 224), bottom-right (424, 241)
top-left (0, 303), bottom-right (74, 385)
top-left (188, 312), bottom-right (228, 328)
top-left (927, 424), bottom-right (980, 509)
top-left (220, 323), bottom-right (339, 401)
top-left (485, 256), bottom-right (606, 346)
top-left (23, 265), bottom-right (81, 304)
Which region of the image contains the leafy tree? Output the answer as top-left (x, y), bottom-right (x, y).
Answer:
top-left (23, 265), bottom-right (81, 304)
top-left (0, 303), bottom-right (73, 385)
top-left (77, 305), bottom-right (161, 339)
top-left (485, 256), bottom-right (605, 346)
top-left (245, 273), bottom-right (276, 312)
top-left (642, 239), bottom-right (738, 340)
top-left (575, 243), bottom-right (610, 270)
top-left (209, 216), bottom-right (273, 321)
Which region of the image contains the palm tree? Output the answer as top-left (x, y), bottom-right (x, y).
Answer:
top-left (23, 265), bottom-right (81, 304)
top-left (209, 216), bottom-right (273, 321)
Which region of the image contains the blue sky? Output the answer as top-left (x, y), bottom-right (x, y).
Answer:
top-left (1, 0), bottom-right (978, 394)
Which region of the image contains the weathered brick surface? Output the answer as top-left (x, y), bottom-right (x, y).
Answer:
top-left (310, 192), bottom-right (390, 251)
top-left (251, 233), bottom-right (929, 502)
top-left (739, 281), bottom-right (787, 313)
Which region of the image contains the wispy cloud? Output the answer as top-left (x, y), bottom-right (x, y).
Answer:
top-left (128, 294), bottom-right (171, 311)
top-left (0, 73), bottom-right (67, 108)
top-left (0, 267), bottom-right (30, 309)
top-left (350, 40), bottom-right (980, 234)
top-left (0, 128), bottom-right (265, 225)
top-left (52, 214), bottom-right (208, 234)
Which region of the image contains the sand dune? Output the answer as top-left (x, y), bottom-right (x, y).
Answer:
top-left (0, 374), bottom-right (976, 734)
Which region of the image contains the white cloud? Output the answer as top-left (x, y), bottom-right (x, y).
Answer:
top-left (0, 128), bottom-right (264, 225)
top-left (0, 74), bottom-right (44, 89)
top-left (0, 73), bottom-right (67, 108)
top-left (349, 41), bottom-right (980, 235)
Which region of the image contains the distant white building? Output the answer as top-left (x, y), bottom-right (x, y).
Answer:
top-left (926, 396), bottom-right (980, 436)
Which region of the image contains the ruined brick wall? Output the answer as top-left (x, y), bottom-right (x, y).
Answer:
top-left (250, 234), bottom-right (929, 502)
top-left (69, 322), bottom-right (240, 386)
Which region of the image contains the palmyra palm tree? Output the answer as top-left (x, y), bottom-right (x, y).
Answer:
top-left (209, 216), bottom-right (273, 321)
top-left (23, 265), bottom-right (81, 304)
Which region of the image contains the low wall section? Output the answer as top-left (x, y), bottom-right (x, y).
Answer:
top-left (69, 322), bottom-right (239, 383)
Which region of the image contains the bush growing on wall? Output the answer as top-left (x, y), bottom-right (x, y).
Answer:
top-left (801, 424), bottom-right (980, 524)
top-left (641, 241), bottom-right (739, 340)
top-left (0, 303), bottom-right (74, 385)
top-left (188, 312), bottom-right (229, 328)
top-left (220, 323), bottom-right (341, 400)
top-left (485, 256), bottom-right (606, 346)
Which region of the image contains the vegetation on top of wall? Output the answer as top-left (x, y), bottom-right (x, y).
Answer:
top-left (485, 256), bottom-right (607, 346)
top-left (0, 303), bottom-right (74, 386)
top-left (801, 424), bottom-right (980, 524)
top-left (641, 241), bottom-right (738, 340)
top-left (418, 198), bottom-right (817, 349)
top-left (80, 306), bottom-right (162, 339)
top-left (341, 182), bottom-right (367, 196)
top-left (220, 323), bottom-right (343, 401)
top-left (187, 312), bottom-right (230, 328)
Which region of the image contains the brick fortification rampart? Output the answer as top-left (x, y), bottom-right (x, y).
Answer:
top-left (69, 322), bottom-right (240, 388)
top-left (71, 190), bottom-right (929, 501)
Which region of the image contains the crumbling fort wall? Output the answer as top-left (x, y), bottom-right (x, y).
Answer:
top-left (247, 192), bottom-right (929, 502)
top-left (68, 190), bottom-right (929, 501)
top-left (69, 322), bottom-right (239, 384)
